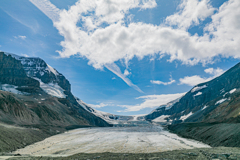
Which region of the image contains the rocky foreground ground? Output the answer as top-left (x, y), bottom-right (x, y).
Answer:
top-left (1, 147), bottom-right (239, 160)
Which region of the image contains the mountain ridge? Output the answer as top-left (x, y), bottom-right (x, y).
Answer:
top-left (146, 61), bottom-right (240, 125)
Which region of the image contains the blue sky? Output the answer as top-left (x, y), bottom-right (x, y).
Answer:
top-left (0, 0), bottom-right (239, 115)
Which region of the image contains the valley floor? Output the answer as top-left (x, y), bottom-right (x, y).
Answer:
top-left (3, 147), bottom-right (240, 160)
top-left (12, 124), bottom-right (209, 157)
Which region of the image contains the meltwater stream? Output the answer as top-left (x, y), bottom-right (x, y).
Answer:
top-left (14, 121), bottom-right (210, 157)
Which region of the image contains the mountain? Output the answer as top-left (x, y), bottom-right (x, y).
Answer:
top-left (75, 97), bottom-right (146, 126)
top-left (4, 52), bottom-right (75, 101)
top-left (0, 52), bottom-right (110, 129)
top-left (144, 61), bottom-right (240, 147)
top-left (146, 62), bottom-right (240, 125)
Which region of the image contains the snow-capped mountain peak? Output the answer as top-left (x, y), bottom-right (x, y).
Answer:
top-left (2, 52), bottom-right (72, 99)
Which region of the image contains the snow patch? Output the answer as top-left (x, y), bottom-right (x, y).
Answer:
top-left (4, 52), bottom-right (21, 60)
top-left (229, 88), bottom-right (236, 94)
top-left (191, 85), bottom-right (207, 93)
top-left (1, 84), bottom-right (29, 95)
top-left (40, 71), bottom-right (44, 76)
top-left (223, 92), bottom-right (228, 97)
top-left (215, 98), bottom-right (227, 105)
top-left (223, 88), bottom-right (237, 97)
top-left (131, 114), bottom-right (146, 121)
top-left (202, 105), bottom-right (208, 110)
top-left (194, 92), bottom-right (202, 96)
top-left (75, 98), bottom-right (92, 112)
top-left (152, 115), bottom-right (170, 123)
top-left (34, 78), bottom-right (66, 98)
top-left (46, 64), bottom-right (58, 76)
top-left (220, 88), bottom-right (225, 94)
top-left (180, 112), bottom-right (193, 121)
top-left (28, 61), bottom-right (34, 66)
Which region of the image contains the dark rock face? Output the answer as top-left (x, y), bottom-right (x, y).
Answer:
top-left (146, 62), bottom-right (240, 124)
top-left (0, 52), bottom-right (39, 89)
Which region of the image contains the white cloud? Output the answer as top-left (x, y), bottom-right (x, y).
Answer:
top-left (203, 0), bottom-right (240, 59)
top-left (30, 0), bottom-right (240, 91)
top-left (140, 0), bottom-right (157, 9)
top-left (124, 69), bottom-right (131, 76)
top-left (118, 93), bottom-right (186, 112)
top-left (179, 67), bottom-right (224, 86)
top-left (204, 67), bottom-right (224, 76)
top-left (179, 75), bottom-right (207, 86)
top-left (14, 35), bottom-right (27, 40)
top-left (166, 0), bottom-right (215, 30)
top-left (150, 77), bottom-right (176, 85)
top-left (89, 102), bottom-right (108, 108)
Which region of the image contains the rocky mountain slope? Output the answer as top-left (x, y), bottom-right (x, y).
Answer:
top-left (0, 51), bottom-right (111, 129)
top-left (0, 89), bottom-right (108, 128)
top-left (145, 62), bottom-right (240, 125)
